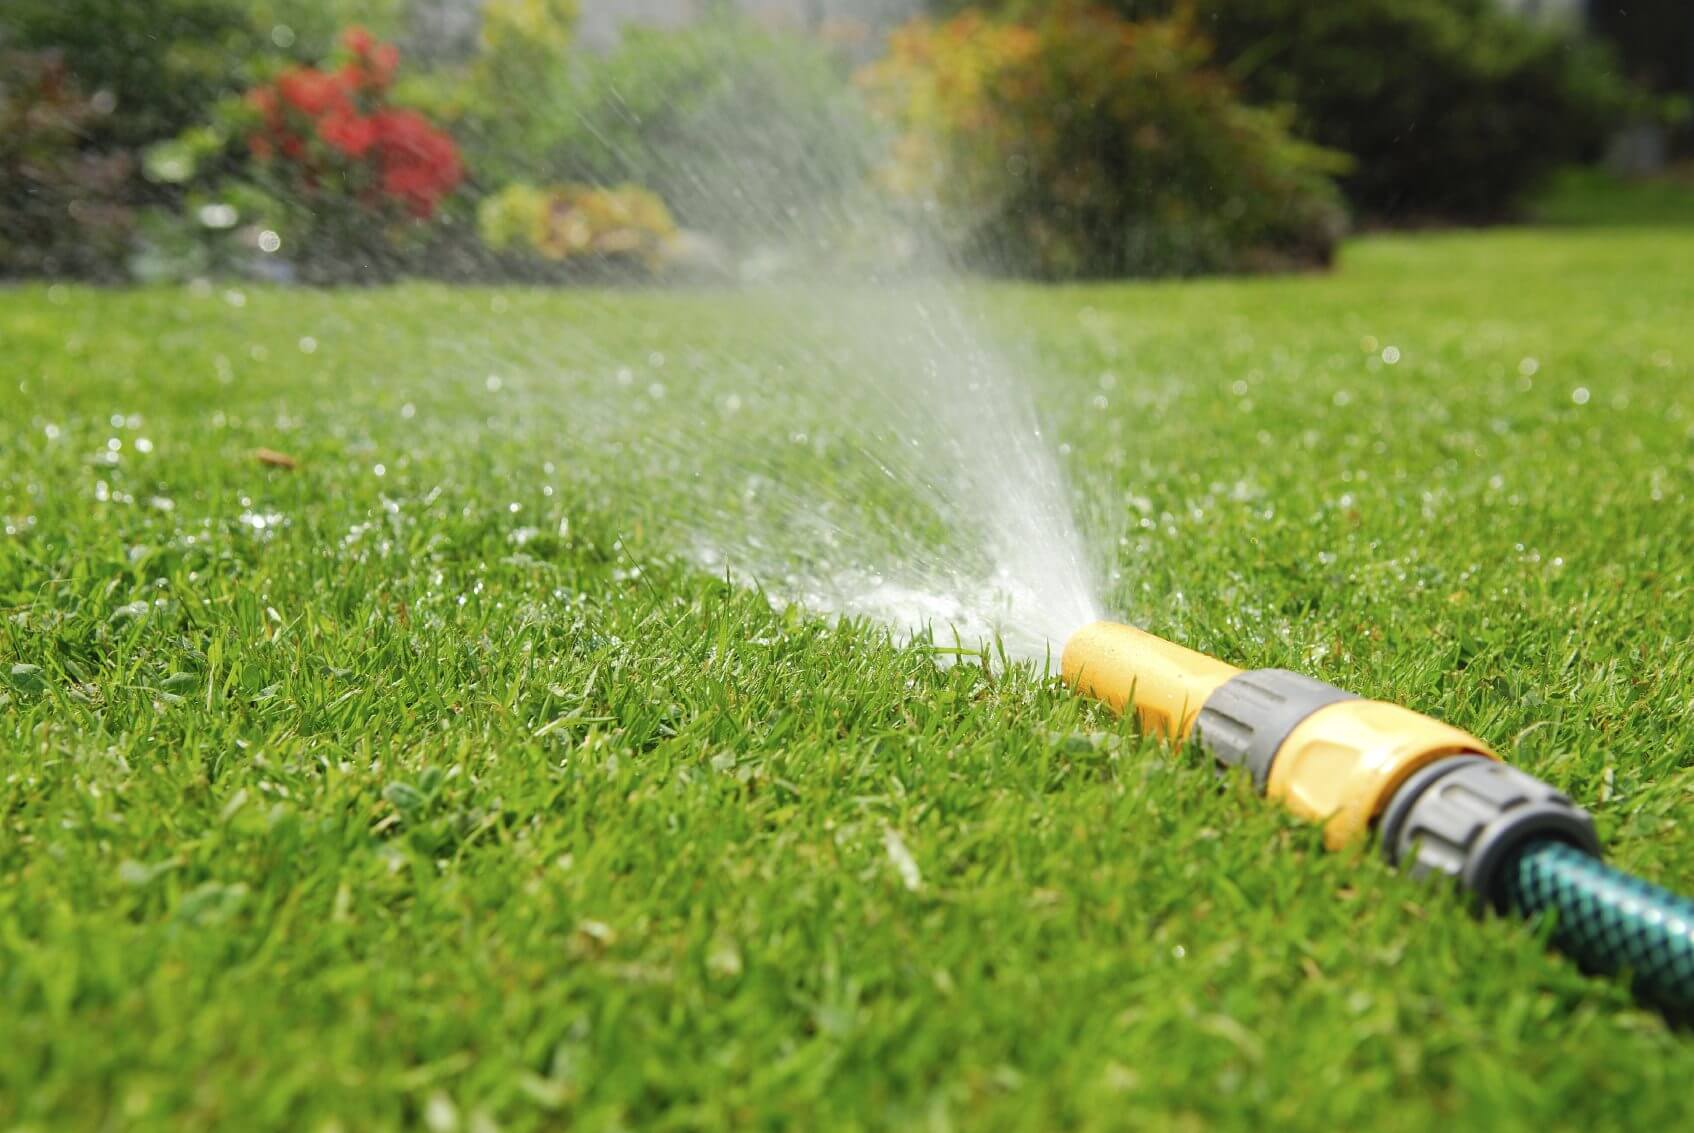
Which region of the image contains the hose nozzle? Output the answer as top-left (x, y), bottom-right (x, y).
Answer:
top-left (1059, 626), bottom-right (1694, 1013)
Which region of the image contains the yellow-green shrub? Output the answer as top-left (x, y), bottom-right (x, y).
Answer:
top-left (477, 182), bottom-right (677, 270)
top-left (859, 5), bottom-right (1349, 279)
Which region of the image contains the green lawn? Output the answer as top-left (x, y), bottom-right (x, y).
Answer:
top-left (5, 227), bottom-right (1694, 1131)
top-left (1527, 166), bottom-right (1694, 228)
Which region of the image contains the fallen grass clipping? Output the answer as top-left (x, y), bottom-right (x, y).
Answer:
top-left (4, 227), bottom-right (1694, 1130)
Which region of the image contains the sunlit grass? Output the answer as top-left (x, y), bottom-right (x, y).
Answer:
top-left (5, 226), bottom-right (1694, 1130)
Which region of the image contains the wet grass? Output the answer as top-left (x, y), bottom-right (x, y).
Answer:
top-left (5, 226), bottom-right (1694, 1131)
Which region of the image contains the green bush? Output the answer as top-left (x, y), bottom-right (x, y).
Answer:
top-left (860, 7), bottom-right (1348, 279)
top-left (931, 0), bottom-right (1633, 220)
top-left (141, 27), bottom-right (469, 285)
top-left (0, 1), bottom-right (394, 150)
top-left (1193, 0), bottom-right (1631, 218)
top-left (0, 52), bottom-right (135, 280)
top-left (0, 0), bottom-right (403, 278)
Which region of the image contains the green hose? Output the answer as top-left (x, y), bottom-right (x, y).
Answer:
top-left (1504, 840), bottom-right (1694, 1013)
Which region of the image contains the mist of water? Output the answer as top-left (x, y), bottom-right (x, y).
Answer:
top-left (515, 3), bottom-right (1108, 662)
top-left (669, 286), bottom-right (1104, 663)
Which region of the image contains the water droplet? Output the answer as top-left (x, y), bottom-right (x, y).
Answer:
top-left (198, 203), bottom-right (238, 229)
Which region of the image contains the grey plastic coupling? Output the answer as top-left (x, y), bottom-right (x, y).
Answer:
top-left (1379, 755), bottom-right (1601, 910)
top-left (1193, 668), bottom-right (1357, 791)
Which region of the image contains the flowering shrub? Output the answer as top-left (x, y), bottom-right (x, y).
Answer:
top-left (859, 6), bottom-right (1348, 279)
top-left (246, 28), bottom-right (463, 222)
top-left (478, 183), bottom-right (677, 273)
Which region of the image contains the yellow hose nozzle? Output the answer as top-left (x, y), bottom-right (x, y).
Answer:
top-left (1061, 621), bottom-right (1240, 741)
top-left (1059, 625), bottom-right (1662, 1009)
top-left (1061, 620), bottom-right (1495, 847)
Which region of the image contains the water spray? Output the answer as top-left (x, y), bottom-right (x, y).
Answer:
top-left (1062, 620), bottom-right (1694, 1014)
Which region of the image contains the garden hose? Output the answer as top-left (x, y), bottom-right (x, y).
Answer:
top-left (1505, 841), bottom-right (1694, 1011)
top-left (1062, 620), bottom-right (1694, 1013)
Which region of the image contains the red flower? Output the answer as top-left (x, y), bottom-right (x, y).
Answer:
top-left (338, 26), bottom-right (399, 91)
top-left (381, 164), bottom-right (442, 216)
top-left (371, 108), bottom-right (464, 217)
top-left (371, 108), bottom-right (433, 152)
top-left (342, 26), bottom-right (374, 57)
top-left (367, 43), bottom-right (400, 88)
top-left (277, 67), bottom-right (351, 117)
top-left (242, 33), bottom-right (461, 221)
top-left (247, 86), bottom-right (279, 123)
top-left (318, 111), bottom-right (378, 157)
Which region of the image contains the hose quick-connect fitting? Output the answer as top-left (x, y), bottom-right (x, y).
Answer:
top-left (1061, 624), bottom-right (1694, 1012)
top-left (1061, 621), bottom-right (1694, 1013)
top-left (1062, 622), bottom-right (1593, 901)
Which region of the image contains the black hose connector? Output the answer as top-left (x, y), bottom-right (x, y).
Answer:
top-left (1380, 755), bottom-right (1600, 910)
top-left (1383, 757), bottom-right (1694, 1014)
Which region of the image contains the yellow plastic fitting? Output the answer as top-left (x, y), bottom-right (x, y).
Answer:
top-left (1266, 699), bottom-right (1495, 849)
top-left (1061, 621), bottom-right (1497, 848)
top-left (1061, 620), bottom-right (1240, 741)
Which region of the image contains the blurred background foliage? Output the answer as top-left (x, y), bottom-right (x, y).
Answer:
top-left (0, 0), bottom-right (1688, 283)
top-left (926, 0), bottom-right (1654, 221)
top-left (860, 8), bottom-right (1348, 278)
top-left (528, 20), bottom-right (875, 259)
